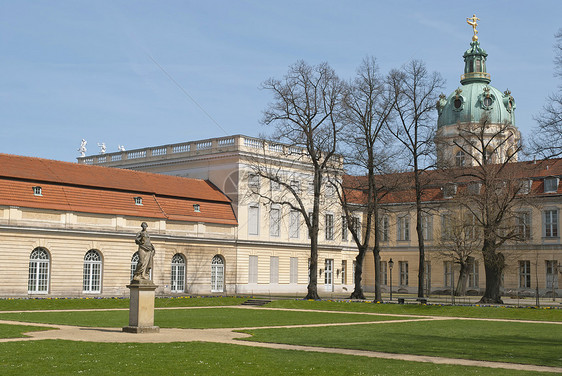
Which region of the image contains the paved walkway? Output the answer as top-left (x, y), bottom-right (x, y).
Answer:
top-left (0, 306), bottom-right (561, 374)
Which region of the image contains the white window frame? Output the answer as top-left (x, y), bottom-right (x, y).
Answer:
top-left (382, 216), bottom-right (389, 242)
top-left (517, 210), bottom-right (532, 240)
top-left (33, 186), bottom-right (42, 196)
top-left (544, 177), bottom-right (559, 193)
top-left (544, 209), bottom-right (559, 238)
top-left (467, 257), bottom-right (479, 288)
top-left (341, 216), bottom-right (348, 241)
top-left (325, 213), bottom-right (334, 240)
top-left (546, 260), bottom-right (559, 289)
top-left (248, 255), bottom-right (258, 284)
top-left (83, 249), bottom-right (102, 294)
top-left (28, 248), bottom-right (50, 294)
top-left (399, 261), bottom-right (408, 286)
top-left (519, 260), bottom-right (531, 288)
top-left (444, 261), bottom-right (454, 288)
top-left (134, 197), bottom-right (143, 206)
top-left (290, 180), bottom-right (301, 194)
top-left (211, 255), bottom-right (224, 292)
top-left (171, 254), bottom-right (186, 293)
top-left (289, 210), bottom-right (300, 239)
top-left (397, 215), bottom-right (410, 241)
top-left (422, 214), bottom-right (433, 241)
top-left (270, 256), bottom-right (279, 284)
top-left (248, 203), bottom-right (260, 236)
top-left (290, 257), bottom-right (298, 284)
top-left (269, 206), bottom-right (280, 237)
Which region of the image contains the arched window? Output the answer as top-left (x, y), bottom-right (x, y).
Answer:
top-left (130, 252), bottom-right (152, 281)
top-left (455, 151), bottom-right (465, 167)
top-left (28, 247), bottom-right (50, 294)
top-left (130, 252), bottom-right (140, 281)
top-left (171, 254), bottom-right (186, 293)
top-left (211, 255), bottom-right (224, 292)
top-left (83, 250), bottom-right (102, 293)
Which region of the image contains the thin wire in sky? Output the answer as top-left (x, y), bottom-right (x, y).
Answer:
top-left (147, 54), bottom-right (229, 136)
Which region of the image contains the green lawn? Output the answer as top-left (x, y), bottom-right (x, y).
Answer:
top-left (266, 299), bottom-right (562, 321)
top-left (242, 319), bottom-right (562, 367)
top-left (0, 340), bottom-right (551, 376)
top-left (0, 323), bottom-right (51, 339)
top-left (0, 296), bottom-right (245, 311)
top-left (0, 307), bottom-right (405, 328)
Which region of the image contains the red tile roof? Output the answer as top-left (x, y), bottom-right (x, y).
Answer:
top-left (0, 154), bottom-right (237, 225)
top-left (343, 158), bottom-right (562, 206)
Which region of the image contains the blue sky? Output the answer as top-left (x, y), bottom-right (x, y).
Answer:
top-left (1, 1), bottom-right (560, 161)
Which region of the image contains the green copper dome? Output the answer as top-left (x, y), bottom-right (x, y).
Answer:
top-left (437, 40), bottom-right (516, 128)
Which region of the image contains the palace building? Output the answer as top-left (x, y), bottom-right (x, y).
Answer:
top-left (0, 27), bottom-right (559, 299)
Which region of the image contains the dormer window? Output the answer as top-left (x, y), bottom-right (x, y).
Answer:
top-left (468, 182), bottom-right (482, 195)
top-left (443, 183), bottom-right (457, 199)
top-left (193, 204), bottom-right (200, 212)
top-left (134, 197), bottom-right (143, 205)
top-left (544, 177), bottom-right (559, 193)
top-left (520, 179), bottom-right (532, 195)
top-left (33, 186), bottom-right (42, 196)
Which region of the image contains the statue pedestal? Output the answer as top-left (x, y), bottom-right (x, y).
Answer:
top-left (122, 281), bottom-right (160, 333)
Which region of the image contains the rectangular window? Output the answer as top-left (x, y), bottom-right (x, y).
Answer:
top-left (324, 259), bottom-right (334, 290)
top-left (519, 260), bottom-right (531, 288)
top-left (325, 184), bottom-right (335, 197)
top-left (544, 177), bottom-right (559, 193)
top-left (399, 261), bottom-right (408, 286)
top-left (290, 180), bottom-right (301, 194)
top-left (444, 261), bottom-right (454, 288)
top-left (33, 186), bottom-right (42, 196)
top-left (441, 214), bottom-right (452, 240)
top-left (134, 197), bottom-right (143, 206)
top-left (422, 215), bottom-right (433, 241)
top-left (381, 261), bottom-right (388, 285)
top-left (352, 216), bottom-right (361, 236)
top-left (307, 182), bottom-right (314, 195)
top-left (248, 255), bottom-right (258, 284)
top-left (544, 209), bottom-right (558, 237)
top-left (468, 258), bottom-right (479, 288)
top-left (270, 256), bottom-right (279, 284)
top-left (270, 180), bottom-right (280, 191)
top-left (248, 173), bottom-right (260, 188)
top-left (269, 207), bottom-right (280, 237)
top-left (466, 213), bottom-right (477, 240)
top-left (341, 216), bottom-right (348, 241)
top-left (289, 210), bottom-right (300, 239)
top-left (398, 216), bottom-right (410, 241)
top-left (546, 260), bottom-right (559, 289)
top-left (325, 213), bottom-right (334, 240)
top-left (517, 211), bottom-right (531, 240)
top-left (248, 204), bottom-right (259, 235)
top-left (341, 260), bottom-right (347, 285)
top-left (290, 257), bottom-right (298, 284)
top-left (382, 216), bottom-right (389, 242)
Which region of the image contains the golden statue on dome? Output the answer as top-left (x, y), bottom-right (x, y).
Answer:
top-left (466, 14), bottom-right (480, 41)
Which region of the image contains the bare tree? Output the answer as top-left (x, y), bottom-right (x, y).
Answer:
top-left (387, 60), bottom-right (445, 298)
top-left (533, 28), bottom-right (562, 158)
top-left (259, 60), bottom-right (344, 300)
top-left (436, 210), bottom-right (481, 296)
top-left (336, 57), bottom-right (396, 301)
top-left (451, 116), bottom-right (526, 303)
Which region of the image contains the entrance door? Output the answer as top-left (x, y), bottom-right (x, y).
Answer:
top-left (324, 259), bottom-right (334, 292)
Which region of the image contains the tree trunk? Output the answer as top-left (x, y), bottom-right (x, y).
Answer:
top-left (416, 191), bottom-right (425, 298)
top-left (350, 248), bottom-right (366, 299)
top-left (373, 246), bottom-right (382, 302)
top-left (455, 262), bottom-right (469, 296)
top-left (305, 233), bottom-right (320, 300)
top-left (479, 240), bottom-right (505, 304)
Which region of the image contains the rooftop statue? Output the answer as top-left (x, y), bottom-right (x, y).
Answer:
top-left (466, 14), bottom-right (480, 41)
top-left (77, 139), bottom-right (87, 157)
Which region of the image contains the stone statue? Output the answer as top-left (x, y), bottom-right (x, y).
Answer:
top-left (118, 145), bottom-right (126, 152)
top-left (97, 142), bottom-right (107, 154)
top-left (78, 139), bottom-right (87, 157)
top-left (133, 222), bottom-right (155, 281)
